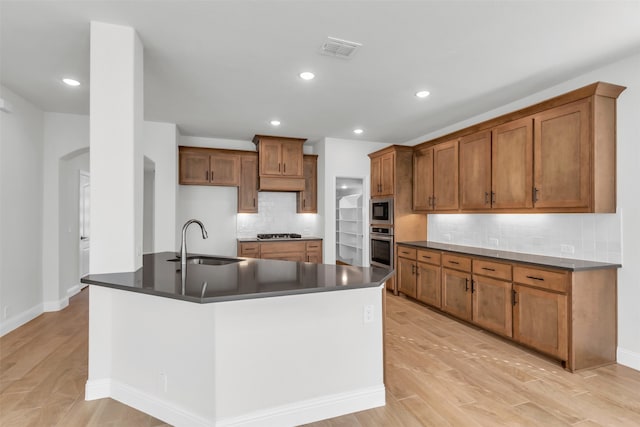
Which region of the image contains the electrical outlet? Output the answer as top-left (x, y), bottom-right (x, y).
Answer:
top-left (560, 244), bottom-right (575, 254)
top-left (363, 305), bottom-right (374, 323)
top-left (489, 238), bottom-right (499, 248)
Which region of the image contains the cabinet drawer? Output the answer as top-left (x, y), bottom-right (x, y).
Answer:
top-left (260, 241), bottom-right (306, 254)
top-left (397, 246), bottom-right (417, 260)
top-left (473, 259), bottom-right (512, 281)
top-left (306, 240), bottom-right (322, 251)
top-left (513, 266), bottom-right (568, 293)
top-left (417, 249), bottom-right (441, 265)
top-left (442, 253), bottom-right (472, 271)
top-left (239, 243), bottom-right (260, 257)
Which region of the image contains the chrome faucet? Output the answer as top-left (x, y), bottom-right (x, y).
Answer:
top-left (180, 219), bottom-right (208, 267)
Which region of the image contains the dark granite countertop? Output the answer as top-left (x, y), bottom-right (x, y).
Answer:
top-left (397, 241), bottom-right (621, 271)
top-left (237, 236), bottom-right (323, 243)
top-left (81, 252), bottom-right (393, 303)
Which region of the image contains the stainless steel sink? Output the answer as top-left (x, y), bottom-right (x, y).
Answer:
top-left (167, 256), bottom-right (242, 266)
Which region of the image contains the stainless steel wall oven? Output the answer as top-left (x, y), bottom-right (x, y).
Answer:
top-left (370, 225), bottom-right (393, 269)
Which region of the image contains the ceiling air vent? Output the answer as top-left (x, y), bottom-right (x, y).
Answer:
top-left (320, 37), bottom-right (362, 59)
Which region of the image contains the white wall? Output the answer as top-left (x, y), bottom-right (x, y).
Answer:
top-left (177, 135), bottom-right (322, 256)
top-left (409, 52), bottom-right (640, 371)
top-left (0, 85), bottom-right (44, 335)
top-left (315, 138), bottom-right (389, 264)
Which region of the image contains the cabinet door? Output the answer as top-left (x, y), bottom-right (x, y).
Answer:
top-left (441, 268), bottom-right (471, 321)
top-left (379, 153), bottom-right (395, 196)
top-left (397, 257), bottom-right (417, 298)
top-left (472, 275), bottom-right (512, 337)
top-left (281, 141), bottom-right (303, 177)
top-left (370, 156), bottom-right (382, 196)
top-left (416, 262), bottom-right (441, 308)
top-left (261, 252), bottom-right (306, 262)
top-left (492, 117), bottom-right (533, 209)
top-left (513, 284), bottom-right (568, 360)
top-left (433, 140), bottom-right (459, 211)
top-left (179, 151), bottom-right (210, 184)
top-left (413, 147), bottom-right (434, 211)
top-left (209, 153), bottom-right (240, 186)
top-left (238, 154), bottom-right (258, 213)
top-left (459, 131), bottom-right (492, 210)
top-left (259, 140), bottom-right (282, 175)
top-left (305, 241), bottom-right (322, 263)
top-left (533, 99), bottom-right (591, 209)
top-left (297, 155), bottom-right (317, 213)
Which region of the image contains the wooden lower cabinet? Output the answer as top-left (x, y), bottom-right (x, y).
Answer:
top-left (472, 275), bottom-right (513, 337)
top-left (238, 240), bottom-right (322, 264)
top-left (513, 284), bottom-right (568, 361)
top-left (441, 268), bottom-right (472, 321)
top-left (395, 243), bottom-right (617, 371)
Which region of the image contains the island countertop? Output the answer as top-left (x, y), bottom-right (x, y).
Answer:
top-left (81, 252), bottom-right (393, 303)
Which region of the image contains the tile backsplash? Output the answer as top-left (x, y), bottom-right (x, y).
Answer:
top-left (237, 192), bottom-right (322, 238)
top-left (427, 213), bottom-right (622, 263)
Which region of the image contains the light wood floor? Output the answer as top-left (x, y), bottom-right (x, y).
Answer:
top-left (2, 289), bottom-right (640, 426)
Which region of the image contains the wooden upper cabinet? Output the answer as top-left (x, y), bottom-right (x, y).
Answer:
top-left (413, 140), bottom-right (458, 211)
top-left (433, 140), bottom-right (459, 211)
top-left (179, 147), bottom-right (239, 186)
top-left (492, 117), bottom-right (533, 209)
top-left (238, 153), bottom-right (258, 213)
top-left (413, 147), bottom-right (433, 211)
top-left (533, 99), bottom-right (590, 210)
top-left (370, 152), bottom-right (395, 197)
top-left (297, 155), bottom-right (318, 213)
top-left (253, 135), bottom-right (305, 178)
top-left (459, 131), bottom-right (492, 210)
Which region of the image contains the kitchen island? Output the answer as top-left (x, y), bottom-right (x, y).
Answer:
top-left (81, 252), bottom-right (393, 427)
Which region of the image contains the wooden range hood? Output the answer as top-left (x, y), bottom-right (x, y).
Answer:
top-left (252, 134), bottom-right (306, 191)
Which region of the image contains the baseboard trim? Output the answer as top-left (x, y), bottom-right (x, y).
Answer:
top-left (43, 296), bottom-right (69, 312)
top-left (216, 384), bottom-right (386, 427)
top-left (67, 283), bottom-right (82, 298)
top-left (85, 379), bottom-right (384, 427)
top-left (618, 347), bottom-right (640, 372)
top-left (0, 303), bottom-right (43, 337)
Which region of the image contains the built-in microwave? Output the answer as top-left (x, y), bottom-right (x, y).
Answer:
top-left (370, 198), bottom-right (393, 224)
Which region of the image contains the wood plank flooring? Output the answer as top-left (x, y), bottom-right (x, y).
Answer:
top-left (2, 288), bottom-right (640, 426)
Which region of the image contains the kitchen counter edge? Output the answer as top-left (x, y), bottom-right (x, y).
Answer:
top-left (238, 236), bottom-right (323, 242)
top-left (397, 241), bottom-right (621, 271)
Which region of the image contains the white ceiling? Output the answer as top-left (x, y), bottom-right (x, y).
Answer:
top-left (2, 1), bottom-right (640, 144)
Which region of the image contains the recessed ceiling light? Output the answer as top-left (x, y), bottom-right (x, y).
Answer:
top-left (415, 90), bottom-right (430, 98)
top-left (270, 120), bottom-right (281, 126)
top-left (299, 71), bottom-right (315, 80)
top-left (353, 128), bottom-right (364, 135)
top-left (341, 185), bottom-right (348, 189)
top-left (63, 78), bottom-right (80, 87)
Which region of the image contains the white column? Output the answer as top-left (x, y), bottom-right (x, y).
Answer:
top-left (89, 21), bottom-right (144, 274)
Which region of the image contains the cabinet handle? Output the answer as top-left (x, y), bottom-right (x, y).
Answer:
top-left (471, 279), bottom-right (475, 293)
top-left (253, 198), bottom-right (256, 207)
top-left (465, 278), bottom-right (469, 292)
top-left (428, 196), bottom-right (433, 208)
top-left (278, 163), bottom-right (281, 172)
top-left (303, 199), bottom-right (306, 208)
top-left (206, 170), bottom-right (209, 180)
top-left (512, 289), bottom-right (518, 305)
top-left (411, 264), bottom-right (415, 274)
top-left (423, 255), bottom-right (431, 259)
top-left (449, 260), bottom-right (460, 265)
top-left (526, 275), bottom-right (545, 281)
top-left (484, 192), bottom-right (489, 205)
top-left (415, 266), bottom-right (419, 276)
top-left (491, 191), bottom-right (496, 205)
top-left (533, 187), bottom-right (539, 203)
top-left (481, 267), bottom-right (495, 271)
top-left (432, 197), bottom-right (436, 209)
top-left (284, 163), bottom-right (286, 173)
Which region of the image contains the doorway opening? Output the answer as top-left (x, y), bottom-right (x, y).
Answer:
top-left (335, 177), bottom-right (364, 266)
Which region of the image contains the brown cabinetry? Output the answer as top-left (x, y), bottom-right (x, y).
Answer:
top-left (370, 152), bottom-right (395, 197)
top-left (238, 240), bottom-right (323, 264)
top-left (297, 155), bottom-right (318, 213)
top-left (394, 243), bottom-right (618, 371)
top-left (413, 139), bottom-right (459, 211)
top-left (459, 131), bottom-right (492, 210)
top-left (238, 153), bottom-right (258, 213)
top-left (253, 135), bottom-right (306, 191)
top-left (179, 147), bottom-right (240, 186)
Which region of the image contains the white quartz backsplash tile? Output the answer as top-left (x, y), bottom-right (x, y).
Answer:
top-left (237, 192), bottom-right (321, 238)
top-left (427, 212), bottom-right (622, 263)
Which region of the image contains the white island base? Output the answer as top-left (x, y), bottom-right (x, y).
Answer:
top-left (85, 285), bottom-right (385, 426)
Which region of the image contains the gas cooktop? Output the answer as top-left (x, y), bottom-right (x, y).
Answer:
top-left (257, 233), bottom-right (302, 240)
